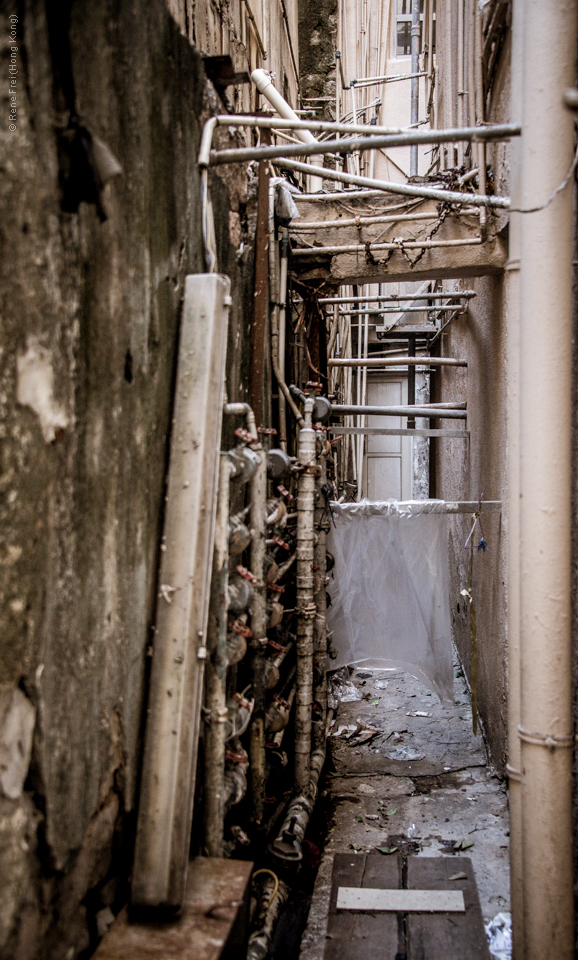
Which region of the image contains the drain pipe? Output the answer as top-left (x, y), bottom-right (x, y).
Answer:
top-left (252, 68), bottom-right (324, 193)
top-left (505, 2), bottom-right (523, 954)
top-left (410, 0), bottom-right (420, 176)
top-left (295, 397), bottom-right (317, 791)
top-left (269, 184), bottom-right (305, 432)
top-left (278, 232), bottom-right (290, 450)
top-left (511, 1), bottom-right (577, 957)
top-left (204, 453), bottom-right (234, 857)
top-left (248, 417), bottom-right (268, 826)
top-left (269, 746), bottom-right (325, 864)
top-left (312, 450), bottom-right (329, 755)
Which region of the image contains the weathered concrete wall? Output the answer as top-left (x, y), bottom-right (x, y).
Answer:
top-left (298, 0), bottom-right (337, 120)
top-left (168, 0), bottom-right (301, 113)
top-left (434, 275), bottom-right (509, 773)
top-left (0, 1), bottom-right (253, 956)
top-left (431, 3), bottom-right (511, 774)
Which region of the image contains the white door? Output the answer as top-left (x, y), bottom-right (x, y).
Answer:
top-left (364, 376), bottom-right (412, 500)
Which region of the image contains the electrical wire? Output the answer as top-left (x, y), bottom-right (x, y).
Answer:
top-left (510, 141), bottom-right (578, 214)
top-left (252, 869), bottom-right (280, 909)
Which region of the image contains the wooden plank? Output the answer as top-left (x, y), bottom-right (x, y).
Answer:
top-left (324, 853), bottom-right (399, 960)
top-left (93, 858), bottom-right (253, 960)
top-left (407, 857), bottom-right (490, 960)
top-left (337, 888), bottom-right (465, 913)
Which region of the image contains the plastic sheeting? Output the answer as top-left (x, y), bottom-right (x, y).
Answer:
top-left (326, 500), bottom-right (453, 702)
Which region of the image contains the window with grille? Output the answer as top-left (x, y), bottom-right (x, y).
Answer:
top-left (395, 0), bottom-right (435, 58)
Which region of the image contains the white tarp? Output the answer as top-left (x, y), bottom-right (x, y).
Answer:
top-left (326, 500), bottom-right (453, 702)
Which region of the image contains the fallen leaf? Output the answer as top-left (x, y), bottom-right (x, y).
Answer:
top-left (355, 815), bottom-right (364, 822)
top-left (385, 808), bottom-right (397, 817)
top-left (453, 838), bottom-right (474, 851)
top-left (350, 843), bottom-right (362, 851)
top-left (449, 872), bottom-right (468, 881)
top-left (376, 845), bottom-right (398, 855)
top-left (370, 699), bottom-right (380, 706)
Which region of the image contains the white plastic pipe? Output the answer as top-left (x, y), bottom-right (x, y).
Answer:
top-left (505, 0), bottom-right (524, 952)
top-left (511, 1), bottom-right (577, 957)
top-left (252, 69), bottom-right (324, 192)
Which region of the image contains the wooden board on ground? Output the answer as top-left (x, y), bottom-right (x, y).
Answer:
top-left (337, 887), bottom-right (465, 913)
top-left (324, 853), bottom-right (400, 960)
top-left (325, 854), bottom-right (489, 960)
top-left (407, 856), bottom-right (490, 960)
top-left (93, 858), bottom-right (253, 960)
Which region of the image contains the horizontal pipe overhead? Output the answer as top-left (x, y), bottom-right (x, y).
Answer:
top-left (319, 292), bottom-right (476, 304)
top-left (290, 209), bottom-right (479, 229)
top-left (331, 403), bottom-right (467, 419)
top-left (327, 426), bottom-right (469, 438)
top-left (203, 114), bottom-right (518, 146)
top-left (295, 189), bottom-right (418, 201)
top-left (275, 158), bottom-right (510, 208)
top-left (328, 357), bottom-right (467, 367)
top-left (334, 305), bottom-right (466, 315)
top-left (352, 71), bottom-right (428, 87)
top-left (208, 124), bottom-right (521, 166)
top-left (292, 237), bottom-right (482, 257)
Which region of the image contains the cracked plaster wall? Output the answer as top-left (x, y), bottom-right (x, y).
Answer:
top-left (0, 0), bottom-right (254, 956)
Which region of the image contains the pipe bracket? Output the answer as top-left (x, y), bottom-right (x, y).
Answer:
top-left (517, 726), bottom-right (576, 749)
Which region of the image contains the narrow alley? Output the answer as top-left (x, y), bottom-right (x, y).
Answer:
top-left (301, 665), bottom-right (510, 958)
top-left (2, 1), bottom-right (577, 960)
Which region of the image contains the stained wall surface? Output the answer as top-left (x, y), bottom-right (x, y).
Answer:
top-left (433, 4), bottom-right (512, 772)
top-left (0, 0), bottom-right (257, 955)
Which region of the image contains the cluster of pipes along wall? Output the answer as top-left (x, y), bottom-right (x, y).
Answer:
top-left (201, 376), bottom-right (331, 953)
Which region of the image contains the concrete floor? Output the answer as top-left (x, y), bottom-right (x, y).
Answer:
top-left (299, 664), bottom-right (510, 959)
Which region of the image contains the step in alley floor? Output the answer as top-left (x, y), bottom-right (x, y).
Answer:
top-left (299, 665), bottom-right (510, 959)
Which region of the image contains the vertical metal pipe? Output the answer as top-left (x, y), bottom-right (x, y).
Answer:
top-left (204, 455), bottom-right (233, 857)
top-left (410, 0), bottom-right (420, 176)
top-left (295, 397), bottom-right (317, 791)
top-left (505, 2), bottom-right (524, 953)
top-left (513, 1), bottom-right (577, 956)
top-left (278, 233), bottom-right (290, 451)
top-left (312, 451), bottom-right (328, 755)
top-left (473, 2), bottom-right (487, 237)
top-left (407, 334), bottom-right (416, 429)
top-left (249, 421), bottom-right (268, 825)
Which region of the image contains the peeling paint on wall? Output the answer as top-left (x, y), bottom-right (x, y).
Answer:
top-left (16, 339), bottom-right (68, 444)
top-left (0, 687), bottom-right (35, 801)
